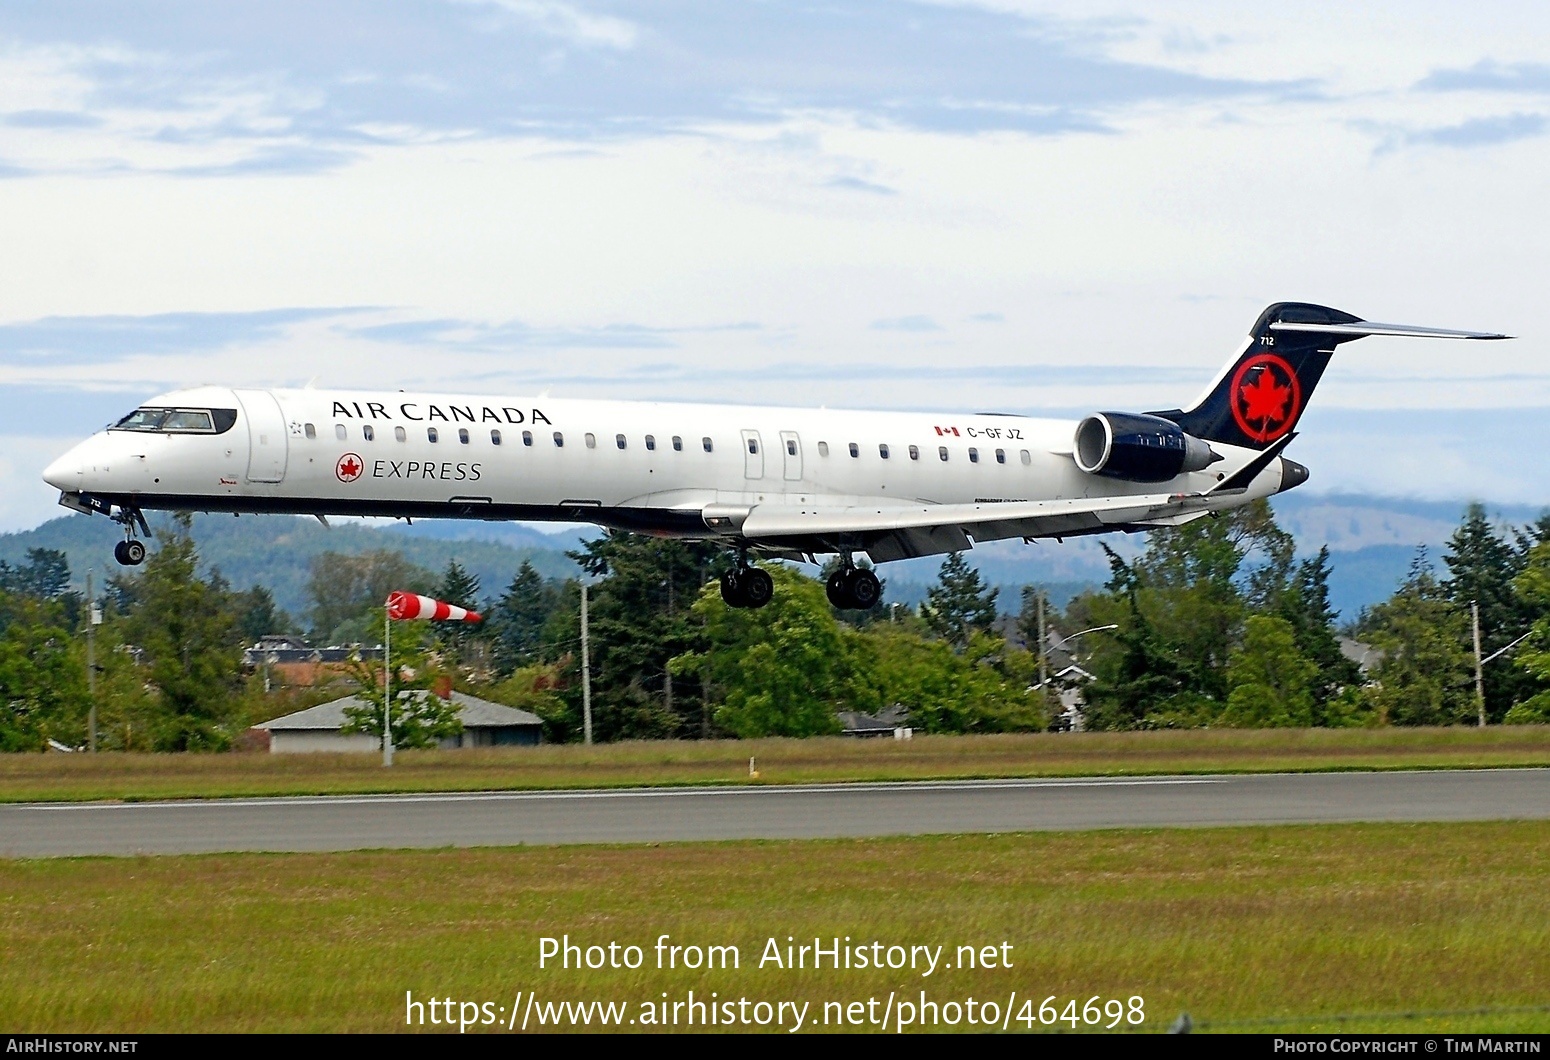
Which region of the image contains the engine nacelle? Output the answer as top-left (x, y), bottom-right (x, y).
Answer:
top-left (1074, 412), bottom-right (1219, 483)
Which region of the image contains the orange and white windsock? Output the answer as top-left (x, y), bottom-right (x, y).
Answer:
top-left (386, 590), bottom-right (482, 623)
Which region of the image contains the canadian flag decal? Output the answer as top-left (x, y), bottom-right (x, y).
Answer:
top-left (934, 426), bottom-right (960, 437)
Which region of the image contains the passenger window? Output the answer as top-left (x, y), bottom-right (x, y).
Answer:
top-left (491, 429), bottom-right (502, 445)
top-left (523, 430), bottom-right (533, 446)
top-left (1020, 449), bottom-right (1031, 465)
top-left (702, 437), bottom-right (713, 453)
top-left (879, 444), bottom-right (890, 459)
top-left (394, 426), bottom-right (406, 442)
top-left (939, 446), bottom-right (949, 461)
top-left (428, 427), bottom-right (439, 443)
top-left (818, 441), bottom-right (829, 457)
top-left (747, 438), bottom-right (758, 454)
top-left (646, 434), bottom-right (656, 451)
top-left (995, 448), bottom-right (1006, 464)
top-left (335, 424), bottom-right (347, 441)
top-left (909, 445), bottom-right (919, 461)
top-left (363, 425), bottom-right (375, 442)
top-left (848, 442), bottom-right (859, 458)
top-left (672, 435), bottom-right (683, 451)
top-left (458, 428), bottom-right (470, 444)
top-left (554, 432), bottom-right (564, 447)
top-left (617, 434), bottom-right (627, 450)
top-left (786, 439), bottom-right (797, 456)
top-left (585, 433), bottom-right (596, 449)
top-left (304, 423), bottom-right (316, 440)
top-left (969, 447), bottom-right (979, 463)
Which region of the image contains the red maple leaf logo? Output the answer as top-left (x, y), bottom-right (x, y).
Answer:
top-left (336, 453), bottom-right (364, 482)
top-left (1240, 370), bottom-right (1290, 426)
top-left (1230, 354), bottom-right (1301, 443)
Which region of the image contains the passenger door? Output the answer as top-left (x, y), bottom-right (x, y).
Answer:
top-left (234, 390), bottom-right (288, 483)
top-left (740, 430), bottom-right (764, 480)
top-left (779, 430), bottom-right (802, 481)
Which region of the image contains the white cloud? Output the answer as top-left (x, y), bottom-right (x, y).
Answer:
top-left (451, 0), bottom-right (639, 50)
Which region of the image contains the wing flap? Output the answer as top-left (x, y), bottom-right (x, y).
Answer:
top-left (740, 492), bottom-right (1205, 542)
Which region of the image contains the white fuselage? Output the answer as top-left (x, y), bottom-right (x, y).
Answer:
top-left (43, 385), bottom-right (1283, 558)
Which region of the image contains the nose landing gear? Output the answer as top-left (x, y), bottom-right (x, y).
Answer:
top-left (111, 505), bottom-right (150, 566)
top-left (826, 559), bottom-right (881, 611)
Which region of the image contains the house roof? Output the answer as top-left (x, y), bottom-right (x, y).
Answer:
top-left (257, 691), bottom-right (543, 731)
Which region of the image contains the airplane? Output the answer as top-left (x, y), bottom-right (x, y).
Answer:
top-left (43, 302), bottom-right (1506, 610)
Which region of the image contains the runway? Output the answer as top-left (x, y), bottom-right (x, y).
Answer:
top-left (3, 768), bottom-right (1547, 857)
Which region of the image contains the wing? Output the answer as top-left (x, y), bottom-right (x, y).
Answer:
top-left (739, 491), bottom-right (1211, 563)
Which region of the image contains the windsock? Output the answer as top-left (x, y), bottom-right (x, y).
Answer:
top-left (386, 590), bottom-right (482, 623)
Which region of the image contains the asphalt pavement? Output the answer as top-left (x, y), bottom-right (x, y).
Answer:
top-left (2, 768), bottom-right (1546, 858)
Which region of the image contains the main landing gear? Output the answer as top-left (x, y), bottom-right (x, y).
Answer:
top-left (826, 560), bottom-right (881, 611)
top-left (111, 505), bottom-right (149, 566)
top-left (720, 556), bottom-right (774, 610)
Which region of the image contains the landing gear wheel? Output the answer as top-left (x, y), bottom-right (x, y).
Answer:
top-left (826, 570), bottom-right (851, 609)
top-left (847, 568), bottom-right (881, 609)
top-left (826, 566), bottom-right (880, 610)
top-left (721, 566), bottom-right (774, 609)
top-left (720, 569), bottom-right (748, 608)
top-left (740, 567), bottom-right (773, 609)
top-left (114, 539), bottom-right (146, 566)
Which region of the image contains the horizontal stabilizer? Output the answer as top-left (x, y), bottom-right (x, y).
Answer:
top-left (1269, 320), bottom-right (1511, 340)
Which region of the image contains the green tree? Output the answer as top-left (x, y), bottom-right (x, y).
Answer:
top-left (1360, 550), bottom-right (1473, 726)
top-left (923, 552), bottom-right (999, 649)
top-left (0, 592), bottom-right (89, 751)
top-left (1277, 547), bottom-right (1363, 717)
top-left (339, 621), bottom-right (462, 750)
top-left (483, 661), bottom-right (572, 742)
top-left (866, 626), bottom-right (1047, 733)
top-left (1512, 541), bottom-right (1550, 705)
top-left (1443, 503), bottom-right (1533, 721)
top-left (435, 559), bottom-right (483, 664)
top-left (231, 584), bottom-right (296, 645)
top-left (677, 566), bottom-right (866, 738)
top-left (1080, 547), bottom-right (1207, 729)
top-left (119, 514), bottom-right (245, 750)
top-left (305, 549), bottom-right (434, 643)
top-left (562, 533), bottom-right (726, 740)
top-left (1219, 616), bottom-right (1318, 727)
top-left (0, 548), bottom-right (73, 600)
top-left (490, 560), bottom-right (559, 674)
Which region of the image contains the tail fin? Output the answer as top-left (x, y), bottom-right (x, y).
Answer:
top-left (1155, 302), bottom-right (1508, 450)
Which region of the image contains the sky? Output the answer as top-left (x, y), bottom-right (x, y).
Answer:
top-left (1, 0), bottom-right (1547, 531)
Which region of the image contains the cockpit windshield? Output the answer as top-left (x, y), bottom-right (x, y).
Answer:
top-left (111, 408), bottom-right (237, 434)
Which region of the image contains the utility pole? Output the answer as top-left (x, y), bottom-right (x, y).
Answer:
top-left (383, 604), bottom-right (394, 767)
top-left (663, 566), bottom-right (673, 721)
top-left (86, 569), bottom-right (98, 753)
top-left (581, 583), bottom-right (593, 745)
top-left (1036, 589), bottom-right (1048, 689)
top-left (1472, 600), bottom-right (1487, 728)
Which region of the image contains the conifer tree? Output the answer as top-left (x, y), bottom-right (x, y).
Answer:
top-left (1443, 503), bottom-right (1532, 720)
top-left (923, 552), bottom-right (999, 650)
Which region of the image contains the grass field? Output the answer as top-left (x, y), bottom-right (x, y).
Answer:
top-left (2, 821), bottom-right (1546, 1033)
top-left (4, 727), bottom-right (1549, 804)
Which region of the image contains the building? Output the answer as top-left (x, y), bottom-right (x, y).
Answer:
top-left (253, 690), bottom-right (543, 753)
top-left (837, 704), bottom-right (913, 739)
top-left (243, 635), bottom-right (385, 688)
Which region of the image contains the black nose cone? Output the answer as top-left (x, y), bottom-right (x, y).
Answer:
top-left (1278, 457), bottom-right (1310, 491)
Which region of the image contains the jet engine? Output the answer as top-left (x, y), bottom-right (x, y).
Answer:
top-left (1073, 412), bottom-right (1219, 483)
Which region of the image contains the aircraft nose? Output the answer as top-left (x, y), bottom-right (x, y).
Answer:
top-left (42, 446), bottom-right (84, 490)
